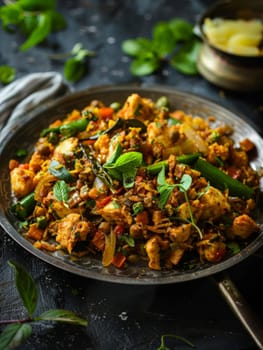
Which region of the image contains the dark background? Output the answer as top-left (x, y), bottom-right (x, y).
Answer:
top-left (1, 1), bottom-right (263, 349)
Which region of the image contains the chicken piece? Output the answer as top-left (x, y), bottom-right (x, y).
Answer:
top-left (197, 233), bottom-right (226, 263)
top-left (53, 137), bottom-right (78, 163)
top-left (145, 236), bottom-right (169, 270)
top-left (51, 200), bottom-right (85, 218)
top-left (168, 224), bottom-right (192, 242)
top-left (97, 201), bottom-right (133, 225)
top-left (10, 166), bottom-right (35, 198)
top-left (228, 214), bottom-right (259, 240)
top-left (167, 248), bottom-right (185, 266)
top-left (26, 223), bottom-right (44, 241)
top-left (199, 186), bottom-right (230, 220)
top-left (29, 152), bottom-right (48, 173)
top-left (56, 213), bottom-right (95, 254)
top-left (117, 93), bottom-right (154, 121)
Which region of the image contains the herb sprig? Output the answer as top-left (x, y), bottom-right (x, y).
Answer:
top-left (0, 0), bottom-right (66, 51)
top-left (157, 166), bottom-right (203, 239)
top-left (122, 18), bottom-right (201, 76)
top-left (157, 333), bottom-right (195, 350)
top-left (0, 261), bottom-right (87, 350)
top-left (0, 65), bottom-right (16, 84)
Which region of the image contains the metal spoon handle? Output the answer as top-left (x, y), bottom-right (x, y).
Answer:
top-left (216, 274), bottom-right (263, 350)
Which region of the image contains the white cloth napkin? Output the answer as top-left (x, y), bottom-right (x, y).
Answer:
top-left (0, 72), bottom-right (69, 133)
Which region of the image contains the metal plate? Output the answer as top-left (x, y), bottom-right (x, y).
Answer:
top-left (0, 85), bottom-right (262, 284)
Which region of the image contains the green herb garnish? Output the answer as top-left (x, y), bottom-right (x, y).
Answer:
top-left (157, 333), bottom-right (195, 350)
top-left (0, 0), bottom-right (66, 51)
top-left (0, 261), bottom-right (87, 349)
top-left (53, 180), bottom-right (70, 202)
top-left (0, 65), bottom-right (16, 84)
top-left (104, 151), bottom-right (143, 188)
top-left (48, 160), bottom-right (73, 182)
top-left (122, 18), bottom-right (200, 76)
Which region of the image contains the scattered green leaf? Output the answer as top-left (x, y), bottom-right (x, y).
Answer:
top-left (0, 65), bottom-right (16, 84)
top-left (104, 151), bottom-right (143, 188)
top-left (0, 323), bottom-right (32, 350)
top-left (157, 333), bottom-right (195, 350)
top-left (0, 261), bottom-right (88, 349)
top-left (0, 0), bottom-right (66, 51)
top-left (36, 309), bottom-right (88, 326)
top-left (122, 17), bottom-right (200, 77)
top-left (8, 260), bottom-right (38, 317)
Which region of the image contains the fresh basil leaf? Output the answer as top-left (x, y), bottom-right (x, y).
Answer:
top-left (110, 151), bottom-right (143, 172)
top-left (158, 185), bottom-right (175, 210)
top-left (171, 39), bottom-right (201, 75)
top-left (17, 0), bottom-right (56, 11)
top-left (130, 52), bottom-right (160, 76)
top-left (122, 37), bottom-right (153, 57)
top-left (49, 10), bottom-right (66, 32)
top-left (152, 21), bottom-right (176, 57)
top-left (122, 168), bottom-right (137, 188)
top-left (0, 65), bottom-right (16, 84)
top-left (48, 160), bottom-right (73, 181)
top-left (0, 4), bottom-right (21, 30)
top-left (53, 180), bottom-right (70, 202)
top-left (8, 261), bottom-right (38, 317)
top-left (180, 174), bottom-right (192, 192)
top-left (169, 18), bottom-right (194, 41)
top-left (64, 57), bottom-right (86, 82)
top-left (0, 323), bottom-right (32, 350)
top-left (105, 141), bottom-right (122, 165)
top-left (36, 309), bottom-right (88, 326)
top-left (157, 165), bottom-right (167, 187)
top-left (20, 12), bottom-right (52, 51)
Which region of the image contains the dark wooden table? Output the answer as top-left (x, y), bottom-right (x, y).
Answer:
top-left (1, 1), bottom-right (263, 349)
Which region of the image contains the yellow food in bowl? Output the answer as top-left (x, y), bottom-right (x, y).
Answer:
top-left (203, 18), bottom-right (263, 56)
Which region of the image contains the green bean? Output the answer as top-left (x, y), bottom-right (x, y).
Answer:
top-left (155, 96), bottom-right (169, 109)
top-left (41, 118), bottom-right (89, 138)
top-left (146, 153), bottom-right (200, 174)
top-left (194, 158), bottom-right (254, 199)
top-left (11, 192), bottom-right (36, 220)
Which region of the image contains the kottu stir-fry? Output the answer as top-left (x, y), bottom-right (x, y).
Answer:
top-left (9, 93), bottom-right (260, 270)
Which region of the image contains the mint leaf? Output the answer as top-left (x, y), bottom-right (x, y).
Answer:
top-left (169, 18), bottom-right (194, 41)
top-left (53, 180), bottom-right (70, 202)
top-left (20, 12), bottom-right (52, 51)
top-left (180, 174), bottom-right (192, 192)
top-left (36, 309), bottom-right (88, 326)
top-left (130, 52), bottom-right (160, 76)
top-left (152, 21), bottom-right (176, 57)
top-left (171, 39), bottom-right (201, 75)
top-left (0, 323), bottom-right (32, 350)
top-left (48, 160), bottom-right (73, 182)
top-left (106, 151), bottom-right (143, 172)
top-left (122, 38), bottom-right (153, 57)
top-left (0, 65), bottom-right (16, 84)
top-left (64, 57), bottom-right (86, 82)
top-left (104, 151), bottom-right (143, 188)
top-left (18, 0), bottom-right (56, 11)
top-left (8, 261), bottom-right (38, 317)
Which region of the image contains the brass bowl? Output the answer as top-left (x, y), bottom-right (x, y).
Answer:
top-left (196, 0), bottom-right (263, 91)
